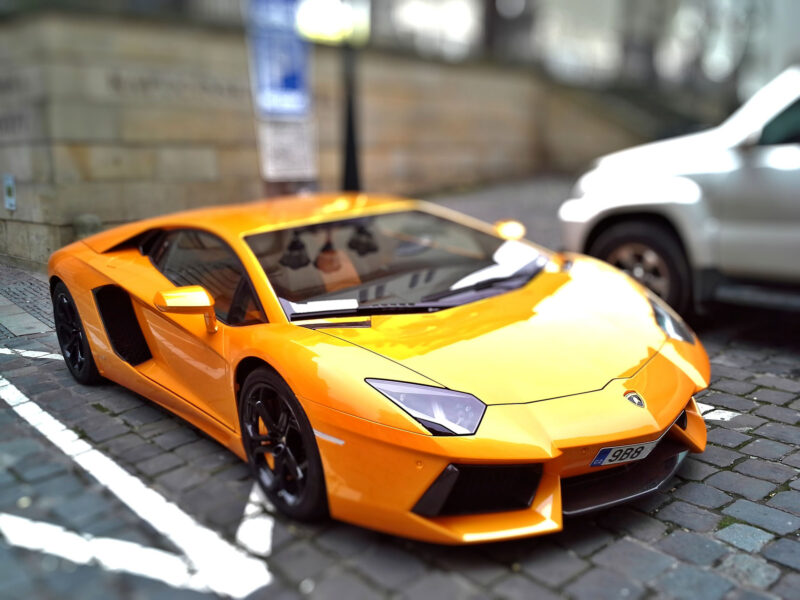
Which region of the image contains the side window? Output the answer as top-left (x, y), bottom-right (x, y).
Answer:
top-left (759, 98), bottom-right (800, 146)
top-left (152, 230), bottom-right (266, 326)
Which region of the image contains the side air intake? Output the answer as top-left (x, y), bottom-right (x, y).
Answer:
top-left (93, 285), bottom-right (152, 365)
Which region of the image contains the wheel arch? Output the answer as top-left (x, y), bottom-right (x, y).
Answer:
top-left (584, 212), bottom-right (690, 263)
top-left (49, 275), bottom-right (64, 296)
top-left (234, 356), bottom-right (279, 405)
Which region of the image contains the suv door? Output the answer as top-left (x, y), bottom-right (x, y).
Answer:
top-left (718, 98), bottom-right (800, 281)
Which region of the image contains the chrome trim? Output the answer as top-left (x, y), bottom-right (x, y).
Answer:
top-left (313, 429), bottom-right (345, 445)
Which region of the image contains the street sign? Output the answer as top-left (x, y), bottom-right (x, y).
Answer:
top-left (245, 0), bottom-right (316, 183)
top-left (3, 174), bottom-right (15, 211)
top-left (246, 0), bottom-right (309, 118)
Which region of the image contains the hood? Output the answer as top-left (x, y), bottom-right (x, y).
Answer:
top-left (587, 128), bottom-right (739, 181)
top-left (318, 257), bottom-right (667, 405)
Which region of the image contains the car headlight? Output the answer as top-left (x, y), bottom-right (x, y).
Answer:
top-left (649, 294), bottom-right (695, 344)
top-left (366, 379), bottom-right (486, 435)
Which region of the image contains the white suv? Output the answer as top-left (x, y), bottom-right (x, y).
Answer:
top-left (559, 67), bottom-right (800, 314)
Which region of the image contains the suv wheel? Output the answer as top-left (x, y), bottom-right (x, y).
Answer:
top-left (588, 221), bottom-right (691, 314)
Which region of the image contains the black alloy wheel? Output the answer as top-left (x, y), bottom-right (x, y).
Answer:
top-left (239, 367), bottom-right (327, 521)
top-left (52, 281), bottom-right (102, 384)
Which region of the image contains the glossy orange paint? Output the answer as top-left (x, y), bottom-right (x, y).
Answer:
top-left (48, 193), bottom-right (710, 544)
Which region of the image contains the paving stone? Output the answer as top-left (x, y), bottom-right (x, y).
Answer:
top-left (596, 507), bottom-right (667, 542)
top-left (653, 564), bottom-right (733, 600)
top-left (718, 553), bottom-right (781, 589)
top-left (754, 404), bottom-right (799, 424)
top-left (734, 458), bottom-right (797, 484)
top-left (155, 465), bottom-right (208, 493)
top-left (771, 573), bottom-right (800, 600)
top-left (741, 439), bottom-right (792, 460)
top-left (565, 567), bottom-right (644, 600)
top-left (751, 375), bottom-right (800, 394)
top-left (591, 538), bottom-right (675, 582)
top-left (314, 524), bottom-right (378, 559)
top-left (348, 543), bottom-right (427, 591)
top-left (747, 388), bottom-right (796, 405)
top-left (707, 428), bottom-right (751, 448)
top-left (309, 567), bottom-right (383, 600)
top-left (553, 521), bottom-right (615, 557)
top-left (658, 501), bottom-right (721, 532)
top-left (694, 446), bottom-right (743, 468)
top-left (677, 457), bottom-right (718, 481)
top-left (714, 414), bottom-right (766, 432)
top-left (712, 379), bottom-right (757, 395)
top-left (90, 393), bottom-right (142, 415)
top-left (51, 492), bottom-right (115, 528)
top-left (137, 452), bottom-right (185, 477)
top-left (655, 530), bottom-right (728, 566)
top-left (492, 574), bottom-right (560, 600)
top-left (723, 588), bottom-right (776, 600)
top-left (767, 491), bottom-right (800, 515)
top-left (0, 544), bottom-right (32, 593)
top-left (120, 405), bottom-right (166, 426)
top-left (786, 451), bottom-right (800, 469)
top-left (709, 364), bottom-right (753, 381)
top-left (792, 479), bottom-right (800, 491)
top-left (152, 427), bottom-right (199, 451)
top-left (429, 547), bottom-right (507, 587)
top-left (674, 482), bottom-right (732, 509)
top-left (704, 393), bottom-right (759, 412)
top-left (723, 499), bottom-right (800, 535)
top-left (75, 414), bottom-right (130, 443)
top-left (706, 471), bottom-right (775, 501)
top-left (271, 542), bottom-right (338, 583)
top-left (400, 572), bottom-right (484, 600)
top-left (123, 442), bottom-right (163, 464)
top-left (714, 523), bottom-right (774, 552)
top-left (520, 541), bottom-right (588, 587)
top-left (762, 538), bottom-right (800, 571)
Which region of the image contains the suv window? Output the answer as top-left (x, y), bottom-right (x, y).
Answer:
top-left (759, 98), bottom-right (800, 145)
top-left (151, 229), bottom-right (266, 326)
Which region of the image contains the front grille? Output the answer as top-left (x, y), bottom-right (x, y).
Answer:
top-left (413, 463), bottom-right (542, 517)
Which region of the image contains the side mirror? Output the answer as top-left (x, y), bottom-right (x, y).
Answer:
top-left (494, 219), bottom-right (526, 241)
top-left (154, 286), bottom-right (218, 334)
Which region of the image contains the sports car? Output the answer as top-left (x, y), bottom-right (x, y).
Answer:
top-left (48, 193), bottom-right (709, 544)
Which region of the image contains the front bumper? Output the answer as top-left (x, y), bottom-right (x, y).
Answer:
top-left (301, 352), bottom-right (707, 544)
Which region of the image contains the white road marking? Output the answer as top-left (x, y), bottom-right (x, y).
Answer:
top-left (0, 513), bottom-right (197, 589)
top-left (235, 486), bottom-right (275, 558)
top-left (0, 368), bottom-right (273, 597)
top-left (696, 401), bottom-right (741, 422)
top-left (0, 347), bottom-right (62, 360)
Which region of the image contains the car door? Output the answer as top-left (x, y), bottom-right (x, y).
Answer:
top-left (131, 228), bottom-right (266, 429)
top-left (718, 97), bottom-right (800, 282)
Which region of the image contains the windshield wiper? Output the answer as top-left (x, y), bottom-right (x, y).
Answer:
top-left (421, 257), bottom-right (548, 302)
top-left (289, 303), bottom-right (452, 322)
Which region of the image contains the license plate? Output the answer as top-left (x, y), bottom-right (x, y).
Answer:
top-left (591, 440), bottom-right (658, 467)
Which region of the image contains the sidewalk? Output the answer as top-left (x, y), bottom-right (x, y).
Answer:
top-left (1, 178), bottom-right (799, 600)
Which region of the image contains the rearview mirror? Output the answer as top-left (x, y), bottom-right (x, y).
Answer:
top-left (154, 286), bottom-right (218, 334)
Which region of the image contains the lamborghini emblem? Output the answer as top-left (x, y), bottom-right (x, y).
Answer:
top-left (625, 391), bottom-right (645, 408)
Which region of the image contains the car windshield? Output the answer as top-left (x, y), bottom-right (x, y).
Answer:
top-left (245, 210), bottom-right (547, 320)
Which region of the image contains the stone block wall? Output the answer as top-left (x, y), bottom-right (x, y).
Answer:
top-left (0, 12), bottom-right (644, 267)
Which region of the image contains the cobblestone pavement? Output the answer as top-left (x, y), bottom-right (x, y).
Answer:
top-left (0, 178), bottom-right (799, 599)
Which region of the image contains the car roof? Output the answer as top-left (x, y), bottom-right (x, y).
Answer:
top-left (83, 193), bottom-right (420, 253)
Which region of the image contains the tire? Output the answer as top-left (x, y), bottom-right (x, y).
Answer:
top-left (51, 281), bottom-right (102, 385)
top-left (588, 221), bottom-right (692, 314)
top-left (239, 367), bottom-right (328, 521)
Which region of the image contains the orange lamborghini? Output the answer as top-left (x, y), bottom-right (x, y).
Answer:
top-left (48, 193), bottom-right (709, 544)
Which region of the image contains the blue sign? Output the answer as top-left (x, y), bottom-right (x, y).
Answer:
top-left (247, 0), bottom-right (310, 119)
